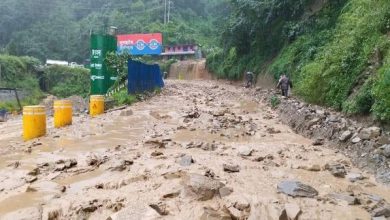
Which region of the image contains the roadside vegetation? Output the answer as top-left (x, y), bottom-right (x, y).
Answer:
top-left (207, 0), bottom-right (390, 122)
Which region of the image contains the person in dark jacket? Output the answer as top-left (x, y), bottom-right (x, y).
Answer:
top-left (277, 74), bottom-right (293, 97)
top-left (245, 71), bottom-right (254, 88)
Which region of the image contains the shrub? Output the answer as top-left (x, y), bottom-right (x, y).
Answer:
top-left (44, 65), bottom-right (90, 98)
top-left (112, 90), bottom-right (137, 105)
top-left (270, 96), bottom-right (281, 108)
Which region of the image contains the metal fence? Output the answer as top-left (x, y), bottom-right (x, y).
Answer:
top-left (127, 59), bottom-right (164, 94)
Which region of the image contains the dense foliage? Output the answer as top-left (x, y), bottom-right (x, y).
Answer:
top-left (0, 0), bottom-right (227, 63)
top-left (0, 55), bottom-right (43, 110)
top-left (209, 0), bottom-right (390, 122)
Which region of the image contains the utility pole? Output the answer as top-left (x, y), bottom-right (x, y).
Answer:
top-left (167, 0), bottom-right (172, 23)
top-left (164, 0), bottom-right (167, 25)
top-left (0, 64), bottom-right (2, 83)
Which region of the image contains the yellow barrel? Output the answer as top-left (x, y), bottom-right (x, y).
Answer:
top-left (23, 106), bottom-right (46, 141)
top-left (90, 95), bottom-right (105, 116)
top-left (54, 100), bottom-right (72, 128)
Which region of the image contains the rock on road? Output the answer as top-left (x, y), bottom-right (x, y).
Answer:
top-left (0, 80), bottom-right (389, 220)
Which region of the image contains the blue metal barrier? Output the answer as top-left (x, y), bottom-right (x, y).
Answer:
top-left (127, 59), bottom-right (164, 94)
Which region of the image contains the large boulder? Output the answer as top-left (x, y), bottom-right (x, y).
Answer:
top-left (277, 181), bottom-right (318, 198)
top-left (359, 127), bottom-right (381, 140)
top-left (182, 173), bottom-right (224, 201)
top-left (339, 130), bottom-right (353, 142)
top-left (380, 144), bottom-right (390, 158)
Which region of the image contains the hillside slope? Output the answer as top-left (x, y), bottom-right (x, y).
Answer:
top-left (207, 0), bottom-right (390, 122)
top-left (0, 0), bottom-right (227, 62)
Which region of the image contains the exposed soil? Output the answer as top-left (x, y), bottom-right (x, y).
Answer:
top-left (0, 80), bottom-right (389, 220)
top-left (169, 59), bottom-right (212, 80)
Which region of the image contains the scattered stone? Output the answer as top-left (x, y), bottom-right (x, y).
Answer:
top-left (351, 137), bottom-right (361, 144)
top-left (119, 109), bottom-right (133, 116)
top-left (279, 203), bottom-right (302, 220)
top-left (64, 159), bottom-right (77, 169)
top-left (26, 186), bottom-right (37, 192)
top-left (299, 164), bottom-right (321, 172)
top-left (339, 130), bottom-right (353, 142)
top-left (162, 170), bottom-right (185, 179)
top-left (54, 164), bottom-right (66, 172)
top-left (199, 207), bottom-right (232, 220)
top-left (223, 164), bottom-right (240, 173)
top-left (180, 155), bottom-right (194, 166)
top-left (378, 136), bottom-right (390, 145)
top-left (212, 109), bottom-right (228, 117)
top-left (219, 187), bottom-right (233, 197)
top-left (109, 160), bottom-right (133, 172)
top-left (312, 138), bottom-right (324, 146)
top-left (266, 127), bottom-right (281, 134)
top-left (27, 167), bottom-right (40, 176)
top-left (238, 147), bottom-right (253, 157)
top-left (82, 205), bottom-right (97, 213)
top-left (253, 156), bottom-right (265, 162)
top-left (25, 176), bottom-right (38, 183)
top-left (325, 163), bottom-right (347, 178)
top-left (182, 173), bottom-right (224, 201)
top-left (359, 127), bottom-right (381, 140)
top-left (308, 118), bottom-right (320, 127)
top-left (327, 115), bottom-right (340, 123)
top-left (149, 202), bottom-right (169, 216)
top-left (7, 161), bottom-right (20, 169)
top-left (380, 144), bottom-right (390, 158)
top-left (151, 151), bottom-right (163, 157)
top-left (328, 193), bottom-right (360, 205)
top-left (144, 139), bottom-right (166, 149)
top-left (42, 207), bottom-right (62, 220)
top-left (162, 191), bottom-right (180, 199)
top-left (86, 154), bottom-right (104, 167)
top-left (372, 206), bottom-right (390, 217)
top-left (186, 110), bottom-right (200, 119)
top-left (226, 206), bottom-right (242, 220)
top-left (277, 181), bottom-right (318, 198)
top-left (233, 198), bottom-right (250, 212)
top-left (346, 173), bottom-right (365, 182)
top-left (204, 169), bottom-right (215, 178)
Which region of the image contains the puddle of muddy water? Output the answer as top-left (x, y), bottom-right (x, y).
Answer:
top-left (239, 100), bottom-right (259, 113)
top-left (54, 169), bottom-right (108, 194)
top-left (0, 192), bottom-right (44, 216)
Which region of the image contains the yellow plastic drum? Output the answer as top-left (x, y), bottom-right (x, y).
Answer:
top-left (23, 106), bottom-right (46, 141)
top-left (90, 95), bottom-right (105, 116)
top-left (54, 100), bottom-right (72, 128)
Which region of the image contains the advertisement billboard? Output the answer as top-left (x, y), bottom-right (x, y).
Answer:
top-left (117, 33), bottom-right (163, 55)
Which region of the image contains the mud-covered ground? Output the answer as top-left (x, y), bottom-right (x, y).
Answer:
top-left (0, 80), bottom-right (389, 220)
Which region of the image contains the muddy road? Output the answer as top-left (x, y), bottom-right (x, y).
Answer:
top-left (0, 80), bottom-right (389, 220)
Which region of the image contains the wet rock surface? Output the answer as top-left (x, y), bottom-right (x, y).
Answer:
top-left (0, 80), bottom-right (388, 219)
top-left (182, 173), bottom-right (224, 201)
top-left (277, 181), bottom-right (318, 198)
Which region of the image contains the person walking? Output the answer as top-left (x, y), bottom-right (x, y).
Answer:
top-left (277, 74), bottom-right (292, 97)
top-left (245, 71), bottom-right (254, 88)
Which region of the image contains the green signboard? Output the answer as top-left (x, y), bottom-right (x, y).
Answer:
top-left (90, 34), bottom-right (117, 95)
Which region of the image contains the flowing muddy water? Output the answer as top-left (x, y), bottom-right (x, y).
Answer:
top-left (0, 80), bottom-right (389, 219)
